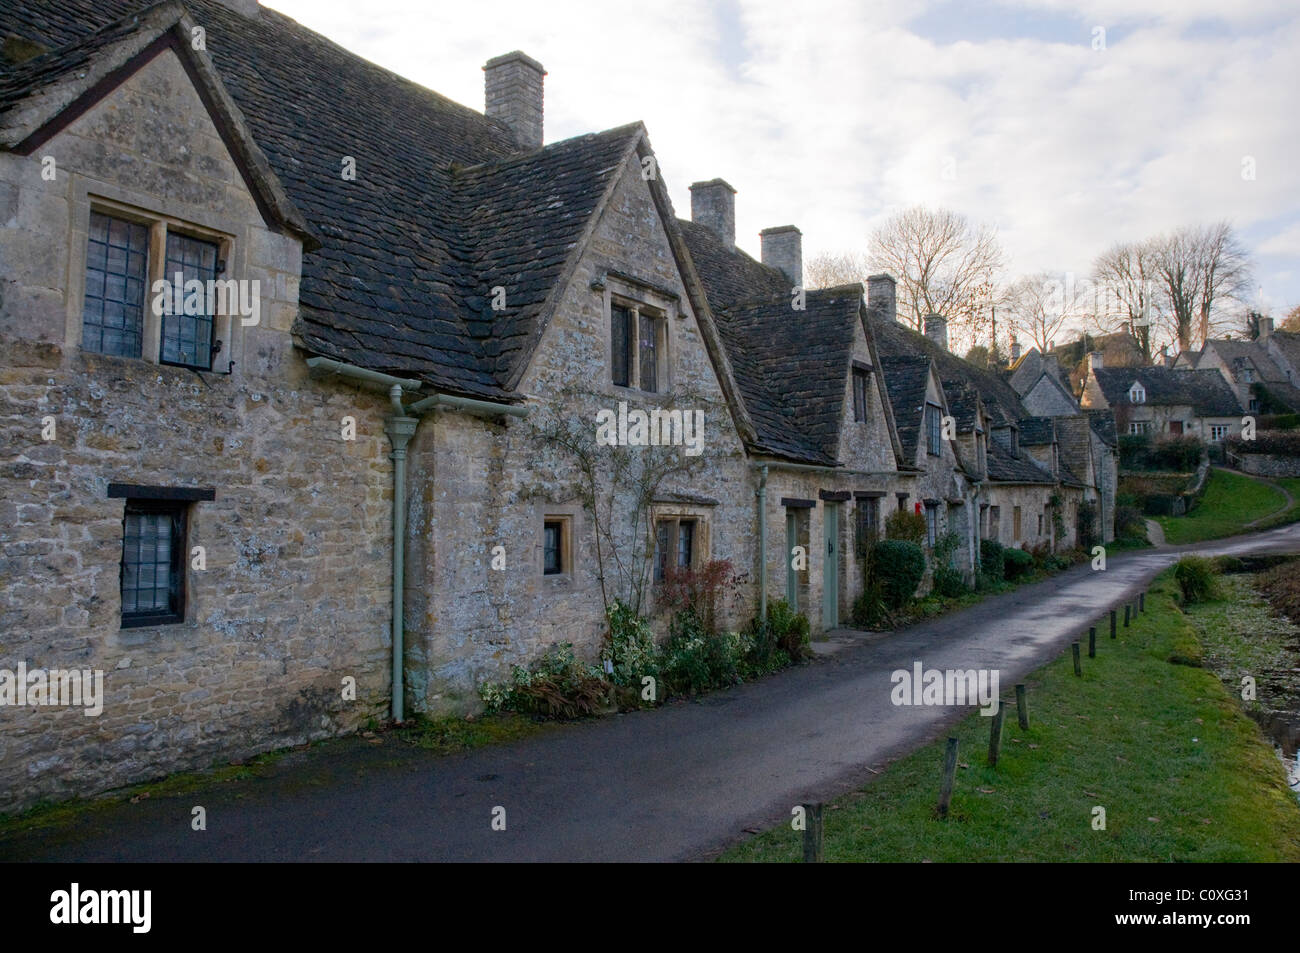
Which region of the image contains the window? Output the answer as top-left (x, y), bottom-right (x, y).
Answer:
top-left (1128, 421), bottom-right (1151, 435)
top-left (1037, 513), bottom-right (1044, 536)
top-left (611, 305), bottom-right (632, 387)
top-left (83, 212), bottom-right (148, 358)
top-left (1129, 382), bottom-right (1146, 403)
top-left (1013, 505), bottom-right (1023, 541)
top-left (988, 505), bottom-right (1001, 540)
top-left (924, 503), bottom-right (939, 548)
top-left (653, 517), bottom-right (698, 582)
top-left (852, 367), bottom-right (871, 423)
top-left (160, 232), bottom-right (219, 369)
top-left (543, 521), bottom-right (563, 575)
top-left (610, 299), bottom-right (666, 392)
top-left (1210, 424), bottom-right (1230, 441)
top-left (855, 497), bottom-right (880, 554)
top-left (1249, 398), bottom-right (1260, 412)
top-left (1242, 369), bottom-right (1254, 383)
top-left (121, 500), bottom-right (187, 627)
top-left (926, 404), bottom-right (942, 456)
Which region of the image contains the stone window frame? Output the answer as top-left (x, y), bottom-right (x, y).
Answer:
top-left (601, 276), bottom-right (678, 397)
top-left (537, 504), bottom-right (582, 583)
top-left (66, 188), bottom-right (240, 375)
top-left (650, 504), bottom-right (711, 585)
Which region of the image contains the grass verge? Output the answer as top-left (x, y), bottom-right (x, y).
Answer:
top-left (721, 569), bottom-right (1300, 862)
top-left (1155, 469), bottom-right (1288, 544)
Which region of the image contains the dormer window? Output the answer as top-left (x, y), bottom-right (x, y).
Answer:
top-left (1129, 382), bottom-right (1146, 403)
top-left (1242, 368), bottom-right (1254, 383)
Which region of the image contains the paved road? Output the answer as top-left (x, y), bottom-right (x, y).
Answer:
top-left (5, 524), bottom-right (1299, 863)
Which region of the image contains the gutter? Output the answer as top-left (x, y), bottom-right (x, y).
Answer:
top-left (305, 355), bottom-right (528, 723)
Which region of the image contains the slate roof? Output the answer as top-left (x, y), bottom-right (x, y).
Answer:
top-left (941, 380), bottom-right (982, 434)
top-left (986, 438), bottom-right (1055, 485)
top-left (676, 218), bottom-right (789, 308)
top-left (1018, 416), bottom-right (1056, 447)
top-left (1053, 415), bottom-right (1094, 486)
top-left (1203, 339), bottom-right (1285, 383)
top-left (1086, 409), bottom-right (1118, 448)
top-left (1269, 330), bottom-right (1300, 378)
top-left (880, 356), bottom-right (932, 461)
top-left (1, 0), bottom-right (646, 400)
top-left (1092, 366), bottom-right (1242, 417)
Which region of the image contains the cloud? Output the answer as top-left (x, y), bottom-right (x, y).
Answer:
top-left (267, 0), bottom-right (1300, 315)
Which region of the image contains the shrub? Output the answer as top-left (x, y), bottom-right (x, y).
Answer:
top-left (870, 539), bottom-right (925, 608)
top-left (1003, 546), bottom-right (1035, 580)
top-left (979, 539), bottom-right (1006, 582)
top-left (931, 532), bottom-right (967, 598)
top-left (602, 599), bottom-right (658, 688)
top-left (1174, 556), bottom-right (1218, 604)
top-left (764, 597), bottom-right (811, 658)
top-left (1115, 505), bottom-right (1147, 539)
top-left (884, 509), bottom-right (927, 543)
top-left (656, 559), bottom-right (736, 632)
top-left (1150, 436), bottom-right (1205, 471)
top-left (480, 642), bottom-right (609, 720)
top-left (1256, 558), bottom-right (1300, 622)
top-left (851, 579), bottom-right (892, 627)
top-left (1226, 430), bottom-right (1300, 457)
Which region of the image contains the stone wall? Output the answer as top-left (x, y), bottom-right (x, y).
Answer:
top-left (0, 50), bottom-right (393, 811)
top-left (1237, 453), bottom-right (1300, 478)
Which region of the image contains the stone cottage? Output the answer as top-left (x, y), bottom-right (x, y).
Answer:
top-left (1080, 354), bottom-right (1243, 442)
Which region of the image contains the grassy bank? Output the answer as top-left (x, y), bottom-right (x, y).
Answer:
top-left (721, 569), bottom-right (1300, 862)
top-left (1155, 469), bottom-right (1289, 544)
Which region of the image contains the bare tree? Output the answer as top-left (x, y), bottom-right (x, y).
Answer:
top-left (1090, 240), bottom-right (1160, 362)
top-left (867, 206), bottom-right (1003, 337)
top-left (804, 250), bottom-right (871, 290)
top-left (1148, 222), bottom-right (1252, 353)
top-left (1002, 272), bottom-right (1078, 353)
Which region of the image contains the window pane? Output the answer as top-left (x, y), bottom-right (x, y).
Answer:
top-left (611, 305), bottom-right (631, 387)
top-left (83, 212), bottom-right (147, 358)
top-left (653, 521), bottom-right (670, 582)
top-left (639, 314), bottom-right (658, 393)
top-left (543, 522), bottom-right (562, 574)
top-left (676, 520), bottom-right (694, 568)
top-left (122, 510), bottom-right (174, 614)
top-left (162, 232), bottom-right (220, 369)
top-left (852, 370), bottom-right (866, 422)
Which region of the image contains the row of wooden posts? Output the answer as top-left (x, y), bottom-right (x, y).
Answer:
top-left (800, 588), bottom-right (1149, 862)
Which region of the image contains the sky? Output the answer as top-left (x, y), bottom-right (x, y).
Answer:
top-left (268, 0), bottom-right (1300, 337)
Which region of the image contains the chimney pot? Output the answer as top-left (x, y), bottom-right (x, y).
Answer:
top-left (868, 273), bottom-right (897, 323)
top-left (1010, 336), bottom-right (1021, 362)
top-left (689, 179), bottom-right (736, 249)
top-left (925, 313), bottom-right (950, 352)
top-left (760, 225), bottom-right (802, 289)
top-left (484, 51), bottom-right (545, 150)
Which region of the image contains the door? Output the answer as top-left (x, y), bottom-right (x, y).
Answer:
top-left (1169, 420), bottom-right (1183, 435)
top-left (785, 511), bottom-right (798, 609)
top-left (822, 503), bottom-right (839, 629)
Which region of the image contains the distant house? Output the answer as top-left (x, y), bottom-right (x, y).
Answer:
top-left (1009, 348), bottom-right (1080, 417)
top-left (1177, 319), bottom-right (1300, 414)
top-left (1054, 331), bottom-right (1148, 397)
top-left (1079, 353), bottom-right (1243, 442)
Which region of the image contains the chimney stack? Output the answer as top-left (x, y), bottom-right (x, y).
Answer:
top-left (484, 51), bottom-right (545, 150)
top-left (690, 179), bottom-right (736, 249)
top-left (1010, 336), bottom-right (1021, 362)
top-left (868, 273), bottom-right (897, 323)
top-left (1260, 316), bottom-right (1275, 340)
top-left (1087, 350), bottom-right (1104, 374)
top-left (925, 314), bottom-right (949, 352)
top-left (760, 226), bottom-right (802, 288)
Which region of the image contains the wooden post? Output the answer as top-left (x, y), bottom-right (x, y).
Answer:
top-left (1109, 609), bottom-right (1117, 639)
top-left (1123, 604), bottom-right (1130, 628)
top-left (1139, 591), bottom-right (1145, 613)
top-left (1072, 641), bottom-right (1082, 676)
top-left (802, 802), bottom-right (824, 862)
top-left (1015, 683), bottom-right (1029, 730)
top-left (987, 704), bottom-right (1006, 767)
top-left (937, 737), bottom-right (959, 817)
top-left (1088, 626), bottom-right (1097, 658)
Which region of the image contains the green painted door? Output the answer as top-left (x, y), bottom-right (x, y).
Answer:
top-left (822, 503), bottom-right (839, 629)
top-left (785, 511), bottom-right (798, 609)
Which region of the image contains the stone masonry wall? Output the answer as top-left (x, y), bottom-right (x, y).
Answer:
top-left (0, 50), bottom-right (393, 811)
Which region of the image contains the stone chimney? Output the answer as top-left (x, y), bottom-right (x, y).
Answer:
top-left (760, 226), bottom-right (802, 288)
top-left (1259, 316), bottom-right (1275, 340)
top-left (690, 179), bottom-right (736, 249)
top-left (215, 0), bottom-right (259, 15)
top-left (1010, 336), bottom-right (1021, 362)
top-left (924, 314), bottom-right (949, 352)
top-left (484, 51), bottom-right (545, 150)
top-left (868, 273), bottom-right (897, 322)
top-left (1086, 350), bottom-right (1104, 374)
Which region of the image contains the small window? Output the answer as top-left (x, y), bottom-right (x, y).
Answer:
top-left (924, 503), bottom-right (939, 548)
top-left (83, 212), bottom-right (148, 358)
top-left (988, 505), bottom-right (1001, 540)
top-left (1210, 424), bottom-right (1230, 441)
top-left (856, 497), bottom-right (879, 553)
top-left (927, 404), bottom-right (942, 456)
top-left (1129, 383), bottom-right (1146, 403)
top-left (1013, 505), bottom-right (1023, 542)
top-left (160, 232), bottom-right (220, 369)
top-left (852, 367), bottom-right (870, 423)
top-left (1129, 421), bottom-right (1150, 435)
top-left (653, 517), bottom-right (698, 582)
top-left (611, 305), bottom-right (632, 387)
top-left (1037, 513), bottom-right (1044, 536)
top-left (121, 500), bottom-right (187, 627)
top-left (543, 520), bottom-right (564, 575)
top-left (639, 313), bottom-right (660, 394)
